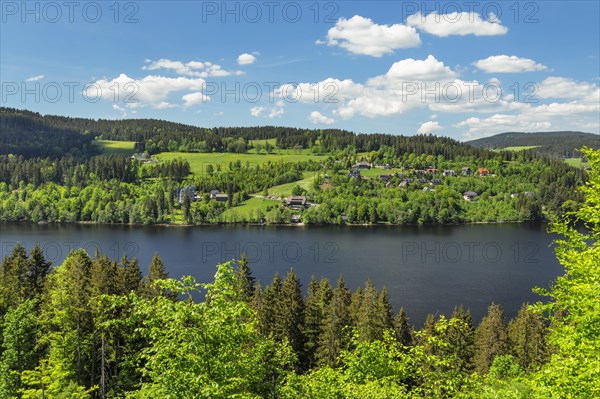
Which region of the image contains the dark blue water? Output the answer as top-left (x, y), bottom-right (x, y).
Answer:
top-left (0, 222), bottom-right (562, 326)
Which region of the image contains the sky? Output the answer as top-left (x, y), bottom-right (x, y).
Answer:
top-left (1, 0), bottom-right (599, 140)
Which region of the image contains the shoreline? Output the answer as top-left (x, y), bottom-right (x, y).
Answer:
top-left (2, 219), bottom-right (541, 228)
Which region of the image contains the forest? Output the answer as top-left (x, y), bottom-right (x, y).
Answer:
top-left (0, 147), bottom-right (598, 398)
top-left (0, 107), bottom-right (590, 225)
top-left (467, 131), bottom-right (599, 159)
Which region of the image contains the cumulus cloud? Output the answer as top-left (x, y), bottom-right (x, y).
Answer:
top-left (143, 58), bottom-right (242, 78)
top-left (473, 55), bottom-right (547, 73)
top-left (407, 11), bottom-right (508, 36)
top-left (368, 54), bottom-right (457, 85)
top-left (320, 15), bottom-right (420, 57)
top-left (182, 92), bottom-right (210, 108)
top-left (26, 75), bottom-right (45, 82)
top-left (249, 101), bottom-right (285, 119)
top-left (237, 53), bottom-right (257, 65)
top-left (537, 76), bottom-right (599, 101)
top-left (417, 121), bottom-right (442, 134)
top-left (89, 73), bottom-right (206, 109)
top-left (309, 111), bottom-right (335, 125)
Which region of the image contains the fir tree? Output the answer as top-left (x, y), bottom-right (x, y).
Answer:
top-left (446, 305), bottom-right (475, 372)
top-left (235, 254), bottom-right (255, 303)
top-left (317, 275), bottom-right (351, 367)
top-left (474, 303), bottom-right (509, 374)
top-left (274, 269), bottom-right (305, 369)
top-left (303, 276), bottom-right (332, 369)
top-left (508, 303), bottom-right (548, 372)
top-left (27, 244), bottom-right (51, 299)
top-left (393, 307), bottom-right (413, 347)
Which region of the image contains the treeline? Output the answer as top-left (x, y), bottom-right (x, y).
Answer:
top-left (1, 107), bottom-right (499, 158)
top-left (467, 131), bottom-right (600, 158)
top-left (0, 154), bottom-right (141, 187)
top-left (0, 246), bottom-right (549, 398)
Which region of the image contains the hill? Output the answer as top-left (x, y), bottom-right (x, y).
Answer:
top-left (467, 131), bottom-right (599, 158)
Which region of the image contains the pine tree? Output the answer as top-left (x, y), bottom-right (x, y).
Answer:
top-left (356, 280), bottom-right (384, 342)
top-left (508, 303), bottom-right (548, 371)
top-left (27, 244), bottom-right (51, 298)
top-left (257, 274), bottom-right (282, 338)
top-left (274, 269), bottom-right (305, 369)
top-left (348, 286), bottom-right (363, 328)
top-left (317, 275), bottom-right (351, 367)
top-left (378, 287), bottom-right (394, 332)
top-left (145, 253), bottom-right (175, 299)
top-left (393, 308), bottom-right (413, 347)
top-left (251, 282), bottom-right (269, 336)
top-left (446, 305), bottom-right (475, 371)
top-left (0, 243), bottom-right (29, 312)
top-left (235, 254), bottom-right (255, 303)
top-left (118, 256), bottom-right (143, 294)
top-left (474, 303), bottom-right (509, 374)
top-left (303, 276), bottom-right (332, 369)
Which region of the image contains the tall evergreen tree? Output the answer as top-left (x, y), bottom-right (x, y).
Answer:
top-left (474, 303), bottom-right (509, 374)
top-left (0, 243), bottom-right (29, 312)
top-left (393, 307), bottom-right (413, 347)
top-left (508, 303), bottom-right (548, 372)
top-left (118, 256), bottom-right (143, 294)
top-left (303, 276), bottom-right (332, 369)
top-left (145, 253), bottom-right (174, 299)
top-left (235, 254), bottom-right (255, 303)
top-left (274, 269), bottom-right (305, 369)
top-left (317, 275), bottom-right (351, 367)
top-left (446, 305), bottom-right (475, 372)
top-left (27, 244), bottom-right (51, 299)
top-left (356, 280), bottom-right (384, 342)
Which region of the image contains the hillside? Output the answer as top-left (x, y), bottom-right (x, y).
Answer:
top-left (467, 131), bottom-right (599, 158)
top-left (0, 107), bottom-right (494, 160)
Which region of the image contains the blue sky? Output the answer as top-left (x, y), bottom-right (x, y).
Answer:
top-left (1, 0), bottom-right (599, 140)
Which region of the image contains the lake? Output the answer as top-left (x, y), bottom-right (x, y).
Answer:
top-left (0, 222), bottom-right (562, 326)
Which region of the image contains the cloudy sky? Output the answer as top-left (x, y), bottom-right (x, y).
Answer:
top-left (1, 1), bottom-right (599, 140)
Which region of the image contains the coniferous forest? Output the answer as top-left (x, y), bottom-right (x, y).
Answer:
top-left (0, 148), bottom-right (598, 398)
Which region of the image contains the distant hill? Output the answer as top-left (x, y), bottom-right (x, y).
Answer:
top-left (467, 131), bottom-right (599, 158)
top-left (0, 108), bottom-right (98, 158)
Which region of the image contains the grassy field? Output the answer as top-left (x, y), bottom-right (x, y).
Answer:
top-left (220, 196), bottom-right (278, 220)
top-left (94, 140), bottom-right (136, 155)
top-left (263, 172), bottom-right (318, 197)
top-left (156, 152), bottom-right (326, 175)
top-left (492, 146), bottom-right (540, 152)
top-left (565, 158), bottom-right (589, 168)
top-left (359, 168), bottom-right (404, 178)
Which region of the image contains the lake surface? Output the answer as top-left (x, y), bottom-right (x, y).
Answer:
top-left (0, 222), bottom-right (562, 326)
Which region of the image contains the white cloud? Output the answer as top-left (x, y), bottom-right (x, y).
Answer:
top-left (143, 58), bottom-right (242, 78)
top-left (368, 54), bottom-right (456, 84)
top-left (112, 104), bottom-right (127, 118)
top-left (182, 92), bottom-right (210, 108)
top-left (26, 75), bottom-right (45, 82)
top-left (237, 53), bottom-right (257, 65)
top-left (407, 11), bottom-right (508, 36)
top-left (249, 101), bottom-right (285, 119)
top-left (417, 121), bottom-right (442, 134)
top-left (321, 15), bottom-right (420, 57)
top-left (537, 76), bottom-right (599, 100)
top-left (309, 111), bottom-right (335, 125)
top-left (473, 55), bottom-right (547, 73)
top-left (89, 73), bottom-right (206, 109)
